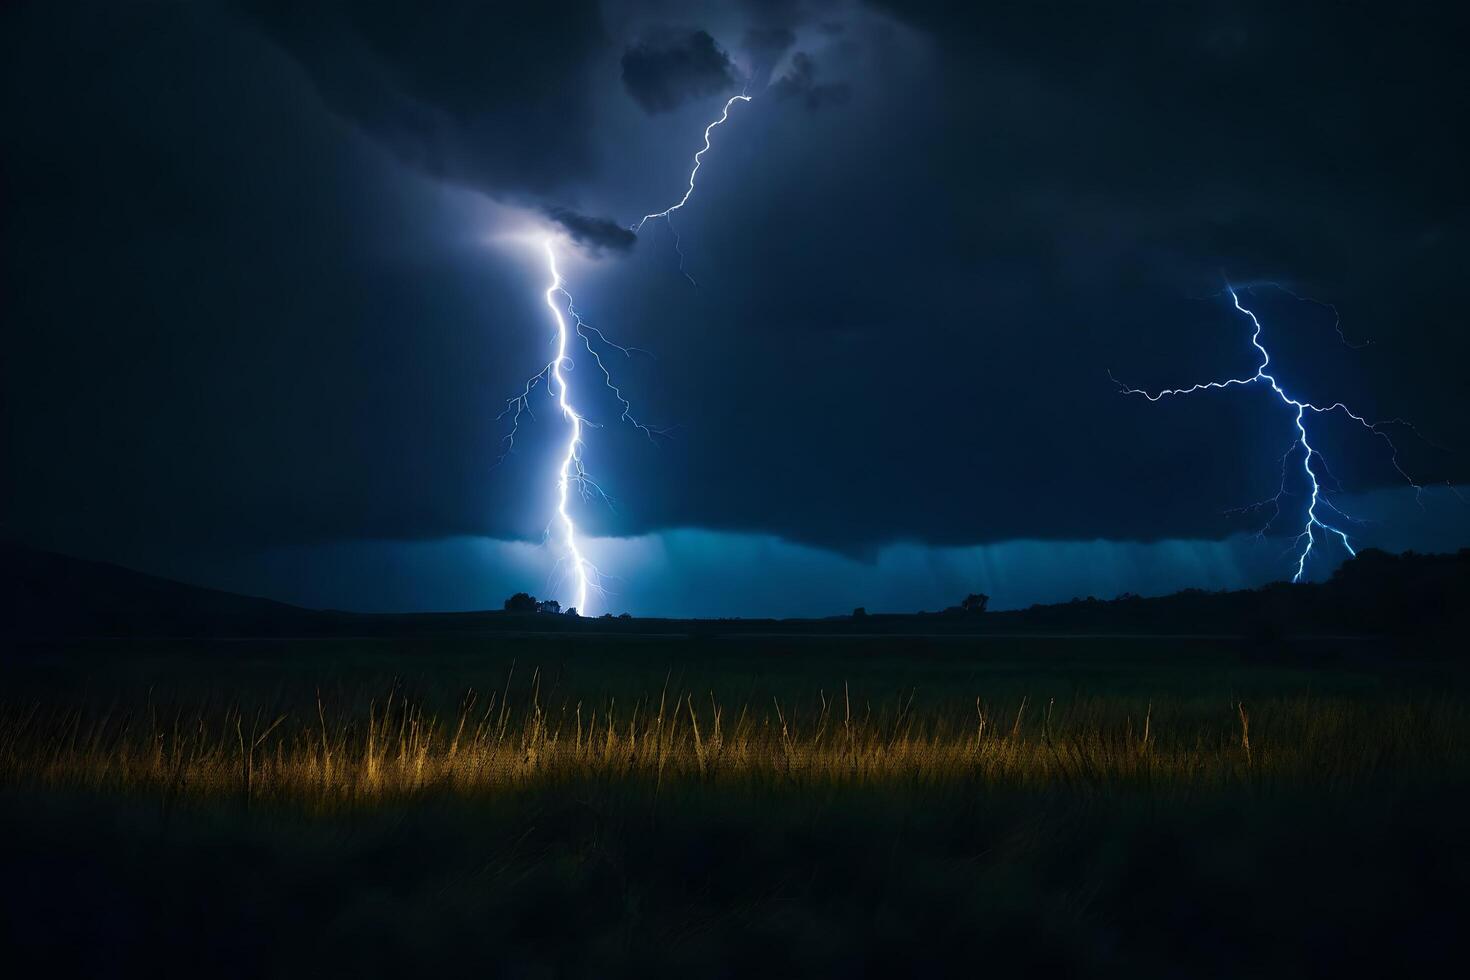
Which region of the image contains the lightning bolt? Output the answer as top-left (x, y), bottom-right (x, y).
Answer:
top-left (538, 239), bottom-right (597, 613)
top-left (1113, 285), bottom-right (1429, 583)
top-left (495, 238), bottom-right (652, 614)
top-left (494, 93), bottom-right (754, 613)
top-left (633, 94), bottom-right (752, 285)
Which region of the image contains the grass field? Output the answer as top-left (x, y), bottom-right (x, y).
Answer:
top-left (3, 632), bottom-right (1468, 975)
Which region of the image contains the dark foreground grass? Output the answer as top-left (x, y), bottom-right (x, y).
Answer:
top-left (2, 633), bottom-right (1468, 975)
top-left (4, 777), bottom-right (1467, 976)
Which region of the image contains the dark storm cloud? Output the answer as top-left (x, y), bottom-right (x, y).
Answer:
top-left (620, 31), bottom-right (738, 114)
top-left (769, 52), bottom-right (851, 110)
top-left (581, 0), bottom-right (1470, 556)
top-left (4, 0), bottom-right (1469, 612)
top-left (239, 0), bottom-right (606, 197)
top-left (728, 0), bottom-right (809, 87)
top-left (740, 25), bottom-right (796, 87)
top-left (545, 206), bottom-right (637, 253)
top-left (1, 0), bottom-right (556, 562)
top-left (743, 26), bottom-right (795, 65)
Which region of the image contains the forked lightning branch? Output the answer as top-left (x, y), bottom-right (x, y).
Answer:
top-left (1114, 286), bottom-right (1433, 582)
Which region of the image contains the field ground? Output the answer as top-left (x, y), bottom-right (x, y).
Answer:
top-left (3, 631), bottom-right (1468, 976)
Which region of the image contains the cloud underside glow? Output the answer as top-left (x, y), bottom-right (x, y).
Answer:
top-left (169, 485), bottom-right (1470, 618)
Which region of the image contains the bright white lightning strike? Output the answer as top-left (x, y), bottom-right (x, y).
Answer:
top-left (496, 235), bottom-right (678, 614)
top-left (497, 239), bottom-right (650, 614)
top-left (495, 94), bottom-right (754, 612)
top-left (633, 94), bottom-right (752, 284)
top-left (1114, 285), bottom-right (1428, 583)
top-left (540, 239), bottom-right (594, 614)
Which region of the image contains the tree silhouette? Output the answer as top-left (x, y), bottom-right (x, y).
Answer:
top-left (504, 592), bottom-right (538, 613)
top-left (960, 593), bottom-right (989, 614)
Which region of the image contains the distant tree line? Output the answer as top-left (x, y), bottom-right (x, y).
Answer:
top-left (996, 549), bottom-right (1470, 640)
top-left (503, 593), bottom-right (575, 616)
top-left (498, 549), bottom-right (1470, 639)
top-left (854, 593), bottom-right (988, 618)
top-left (502, 593), bottom-right (632, 619)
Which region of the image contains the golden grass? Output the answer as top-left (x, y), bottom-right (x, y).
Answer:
top-left (2, 675), bottom-right (1464, 808)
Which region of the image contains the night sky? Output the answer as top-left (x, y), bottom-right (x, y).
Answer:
top-left (3, 1), bottom-right (1468, 616)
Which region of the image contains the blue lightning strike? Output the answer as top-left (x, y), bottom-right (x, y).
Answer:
top-left (1113, 285), bottom-right (1427, 583)
top-left (633, 94), bottom-right (752, 284)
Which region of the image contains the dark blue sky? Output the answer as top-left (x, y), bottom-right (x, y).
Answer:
top-left (3, 1), bottom-right (1467, 615)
